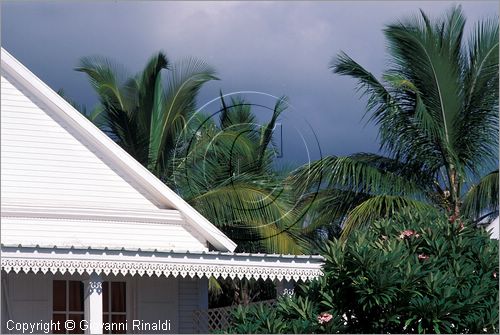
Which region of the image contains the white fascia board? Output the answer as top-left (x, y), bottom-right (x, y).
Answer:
top-left (1, 48), bottom-right (237, 252)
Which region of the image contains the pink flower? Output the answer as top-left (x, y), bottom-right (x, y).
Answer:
top-left (493, 271), bottom-right (497, 279)
top-left (418, 254), bottom-right (430, 261)
top-left (399, 229), bottom-right (417, 239)
top-left (317, 312), bottom-right (333, 324)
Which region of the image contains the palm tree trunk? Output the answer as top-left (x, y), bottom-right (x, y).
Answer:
top-left (449, 167), bottom-right (461, 217)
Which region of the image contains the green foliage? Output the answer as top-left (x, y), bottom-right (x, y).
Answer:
top-left (223, 212), bottom-right (499, 333)
top-left (209, 277), bottom-right (276, 308)
top-left (290, 6), bottom-right (499, 240)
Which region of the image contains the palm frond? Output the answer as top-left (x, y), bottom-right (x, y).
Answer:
top-left (209, 276), bottom-right (223, 297)
top-left (147, 69), bottom-right (167, 173)
top-left (136, 51), bottom-right (169, 142)
top-left (340, 195), bottom-right (438, 239)
top-left (462, 170), bottom-right (499, 222)
top-left (455, 18), bottom-right (499, 174)
top-left (219, 90), bottom-right (231, 129)
top-left (383, 6), bottom-right (465, 172)
top-left (189, 180), bottom-right (305, 254)
top-left (257, 96), bottom-right (288, 170)
top-left (289, 155), bottom-right (425, 198)
top-left (297, 188), bottom-right (370, 235)
top-left (76, 56), bottom-right (150, 161)
top-left (75, 56), bottom-right (129, 110)
top-left (86, 105), bottom-right (107, 127)
top-left (149, 57), bottom-right (218, 174)
top-left (331, 52), bottom-right (442, 169)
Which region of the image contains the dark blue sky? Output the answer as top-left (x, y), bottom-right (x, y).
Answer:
top-left (2, 1), bottom-right (498, 167)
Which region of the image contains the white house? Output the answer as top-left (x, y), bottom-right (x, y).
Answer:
top-left (0, 48), bottom-right (323, 334)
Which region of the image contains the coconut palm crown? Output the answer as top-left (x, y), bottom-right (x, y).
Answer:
top-left (291, 5), bottom-right (499, 239)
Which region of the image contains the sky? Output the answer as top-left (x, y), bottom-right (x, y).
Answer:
top-left (2, 1), bottom-right (498, 167)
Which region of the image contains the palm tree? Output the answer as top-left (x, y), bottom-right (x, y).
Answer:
top-left (169, 93), bottom-right (306, 303)
top-left (76, 53), bottom-right (306, 254)
top-left (290, 5), bottom-right (499, 239)
top-left (76, 52), bottom-right (215, 178)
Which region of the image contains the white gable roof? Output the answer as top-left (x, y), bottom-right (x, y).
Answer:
top-left (0, 48), bottom-right (237, 252)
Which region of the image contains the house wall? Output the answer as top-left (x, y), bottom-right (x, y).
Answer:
top-left (1, 272), bottom-right (208, 334)
top-left (1, 273), bottom-right (52, 334)
top-left (178, 277), bottom-right (208, 333)
top-left (134, 276), bottom-right (179, 333)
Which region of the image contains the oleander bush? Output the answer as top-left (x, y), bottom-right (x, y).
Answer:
top-left (223, 212), bottom-right (499, 333)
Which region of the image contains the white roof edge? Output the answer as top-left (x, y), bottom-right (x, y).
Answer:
top-left (0, 48), bottom-right (237, 252)
top-left (1, 245), bottom-right (325, 260)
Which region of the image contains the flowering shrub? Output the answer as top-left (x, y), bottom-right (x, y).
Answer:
top-left (223, 212), bottom-right (499, 333)
top-left (316, 211), bottom-right (499, 333)
top-left (222, 295), bottom-right (345, 333)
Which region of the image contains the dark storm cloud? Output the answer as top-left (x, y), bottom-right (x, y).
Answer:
top-left (1, 1), bottom-right (497, 165)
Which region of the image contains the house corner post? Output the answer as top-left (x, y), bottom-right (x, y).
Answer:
top-left (83, 272), bottom-right (103, 334)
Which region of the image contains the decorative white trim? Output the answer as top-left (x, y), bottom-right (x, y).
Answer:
top-left (1, 48), bottom-right (237, 252)
top-left (1, 247), bottom-right (324, 282)
top-left (87, 280), bottom-right (103, 294)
